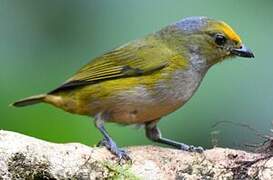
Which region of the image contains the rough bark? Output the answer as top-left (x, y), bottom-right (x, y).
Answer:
top-left (0, 130), bottom-right (272, 179)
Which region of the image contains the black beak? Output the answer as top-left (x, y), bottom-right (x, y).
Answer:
top-left (231, 44), bottom-right (254, 58)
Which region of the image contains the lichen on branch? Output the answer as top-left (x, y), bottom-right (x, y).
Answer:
top-left (0, 130), bottom-right (272, 179)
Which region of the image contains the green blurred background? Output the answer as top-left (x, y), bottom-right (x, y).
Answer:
top-left (1, 0), bottom-right (273, 150)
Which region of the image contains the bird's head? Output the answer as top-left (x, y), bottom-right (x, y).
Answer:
top-left (166, 16), bottom-right (254, 66)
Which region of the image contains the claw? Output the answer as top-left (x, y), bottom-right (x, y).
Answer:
top-left (188, 145), bottom-right (204, 153)
top-left (179, 143), bottom-right (204, 153)
top-left (97, 138), bottom-right (131, 161)
top-left (116, 149), bottom-right (132, 163)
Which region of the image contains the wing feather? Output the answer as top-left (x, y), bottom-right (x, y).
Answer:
top-left (49, 37), bottom-right (178, 93)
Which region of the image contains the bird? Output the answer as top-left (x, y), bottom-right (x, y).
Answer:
top-left (12, 16), bottom-right (254, 160)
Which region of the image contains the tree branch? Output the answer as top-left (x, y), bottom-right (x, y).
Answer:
top-left (0, 130), bottom-right (272, 179)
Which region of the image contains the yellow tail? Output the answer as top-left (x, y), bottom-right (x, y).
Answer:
top-left (11, 94), bottom-right (46, 107)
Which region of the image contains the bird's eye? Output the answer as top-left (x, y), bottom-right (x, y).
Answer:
top-left (214, 34), bottom-right (227, 46)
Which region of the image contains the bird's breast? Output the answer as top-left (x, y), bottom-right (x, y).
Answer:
top-left (105, 68), bottom-right (205, 124)
top-left (160, 68), bottom-right (204, 102)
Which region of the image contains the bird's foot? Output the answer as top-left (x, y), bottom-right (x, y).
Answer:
top-left (188, 145), bottom-right (204, 153)
top-left (97, 138), bottom-right (131, 161)
top-left (180, 143), bottom-right (204, 153)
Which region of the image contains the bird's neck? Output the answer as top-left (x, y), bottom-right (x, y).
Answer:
top-left (184, 44), bottom-right (211, 75)
top-left (155, 27), bottom-right (211, 75)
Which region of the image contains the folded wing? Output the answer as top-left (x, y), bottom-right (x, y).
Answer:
top-left (49, 38), bottom-right (176, 94)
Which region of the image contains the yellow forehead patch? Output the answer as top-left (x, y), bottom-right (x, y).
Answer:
top-left (215, 21), bottom-right (242, 44)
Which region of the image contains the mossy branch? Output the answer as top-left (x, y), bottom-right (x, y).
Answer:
top-left (0, 130), bottom-right (272, 179)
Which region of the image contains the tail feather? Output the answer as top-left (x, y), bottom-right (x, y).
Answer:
top-left (12, 94), bottom-right (46, 107)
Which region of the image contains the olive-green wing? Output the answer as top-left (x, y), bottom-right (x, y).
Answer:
top-left (49, 38), bottom-right (174, 93)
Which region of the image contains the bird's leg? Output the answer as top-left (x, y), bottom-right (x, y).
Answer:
top-left (94, 114), bottom-right (130, 161)
top-left (145, 120), bottom-right (204, 153)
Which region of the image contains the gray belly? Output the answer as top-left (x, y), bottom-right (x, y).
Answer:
top-left (101, 69), bottom-right (205, 124)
